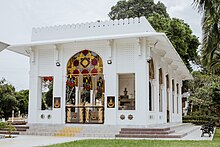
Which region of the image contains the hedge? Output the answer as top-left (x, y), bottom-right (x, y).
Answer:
top-left (183, 115), bottom-right (219, 126)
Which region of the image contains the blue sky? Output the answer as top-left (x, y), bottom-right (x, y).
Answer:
top-left (0, 0), bottom-right (202, 91)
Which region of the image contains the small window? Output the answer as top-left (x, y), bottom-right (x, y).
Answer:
top-left (41, 76), bottom-right (53, 110)
top-left (118, 73), bottom-right (135, 110)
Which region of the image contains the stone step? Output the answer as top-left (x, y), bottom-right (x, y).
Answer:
top-left (116, 124), bottom-right (198, 139)
top-left (76, 126), bottom-right (121, 138)
top-left (78, 133), bottom-right (116, 138)
top-left (8, 121), bottom-right (27, 125)
top-left (27, 128), bottom-right (63, 131)
top-left (121, 127), bottom-right (171, 132)
top-left (115, 134), bottom-right (185, 138)
top-left (0, 130), bottom-right (19, 135)
top-left (20, 131), bottom-right (54, 136)
top-left (0, 124), bottom-right (29, 135)
top-left (0, 128), bottom-right (27, 132)
top-left (119, 130), bottom-right (175, 134)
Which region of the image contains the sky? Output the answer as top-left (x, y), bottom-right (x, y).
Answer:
top-left (0, 0), bottom-right (202, 91)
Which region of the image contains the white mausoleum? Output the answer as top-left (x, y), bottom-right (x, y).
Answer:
top-left (0, 17), bottom-right (192, 126)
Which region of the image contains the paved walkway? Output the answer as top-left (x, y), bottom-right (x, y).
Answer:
top-left (0, 135), bottom-right (81, 147)
top-left (0, 126), bottom-right (215, 147)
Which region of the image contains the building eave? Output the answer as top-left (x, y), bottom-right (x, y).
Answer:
top-left (0, 41), bottom-right (10, 52)
top-left (7, 32), bottom-right (193, 80)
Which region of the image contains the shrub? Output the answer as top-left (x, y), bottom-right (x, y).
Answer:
top-left (183, 115), bottom-right (219, 126)
top-left (0, 122), bottom-right (7, 129)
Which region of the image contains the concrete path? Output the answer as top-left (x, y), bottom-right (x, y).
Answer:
top-left (0, 126), bottom-right (215, 147)
top-left (181, 126), bottom-right (214, 140)
top-left (0, 135), bottom-right (81, 147)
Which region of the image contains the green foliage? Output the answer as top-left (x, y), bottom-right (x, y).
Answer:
top-left (7, 122), bottom-right (16, 138)
top-left (108, 0), bottom-right (200, 70)
top-left (15, 90), bottom-right (29, 116)
top-left (0, 122), bottom-right (7, 129)
top-left (0, 78), bottom-right (18, 119)
top-left (148, 15), bottom-right (200, 69)
top-left (187, 72), bottom-right (220, 124)
top-left (0, 78), bottom-right (29, 119)
top-left (108, 0), bottom-right (169, 20)
top-left (193, 0), bottom-right (220, 73)
top-left (183, 115), bottom-right (219, 126)
top-left (0, 122), bottom-right (16, 138)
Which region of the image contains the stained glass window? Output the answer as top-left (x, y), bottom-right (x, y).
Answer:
top-left (67, 49), bottom-right (103, 77)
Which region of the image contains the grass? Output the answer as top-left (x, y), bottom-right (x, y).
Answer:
top-left (43, 128), bottom-right (220, 147)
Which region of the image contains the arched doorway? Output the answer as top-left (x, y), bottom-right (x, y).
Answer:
top-left (66, 50), bottom-right (104, 124)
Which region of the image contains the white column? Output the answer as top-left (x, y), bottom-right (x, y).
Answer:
top-left (173, 80), bottom-right (177, 122)
top-left (161, 84), bottom-right (166, 123)
top-left (54, 44), bottom-right (64, 124)
top-left (163, 73), bottom-right (168, 123)
top-left (169, 76), bottom-right (173, 122)
top-left (178, 81), bottom-right (183, 122)
top-left (75, 87), bottom-right (78, 105)
top-left (135, 37), bottom-right (147, 125)
top-left (145, 44), bottom-right (150, 123)
top-left (104, 39), bottom-right (117, 125)
top-left (90, 90), bottom-right (93, 104)
top-left (155, 65), bottom-right (160, 122)
top-left (28, 47), bottom-right (39, 124)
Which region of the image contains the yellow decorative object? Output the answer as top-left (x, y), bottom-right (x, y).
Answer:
top-left (85, 107), bottom-right (90, 123)
top-left (107, 98), bottom-right (115, 108)
top-left (98, 107), bottom-right (103, 123)
top-left (79, 107), bottom-right (84, 123)
top-left (54, 127), bottom-right (82, 137)
top-left (67, 108), bottom-right (71, 122)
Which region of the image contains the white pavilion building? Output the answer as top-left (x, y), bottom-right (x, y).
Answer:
top-left (0, 17), bottom-right (192, 126)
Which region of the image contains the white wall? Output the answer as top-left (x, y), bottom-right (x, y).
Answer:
top-left (28, 38), bottom-right (182, 125)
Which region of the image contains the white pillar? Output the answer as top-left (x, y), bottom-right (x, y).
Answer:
top-left (90, 90), bottom-right (93, 104)
top-left (173, 80), bottom-right (177, 122)
top-left (169, 77), bottom-right (173, 122)
top-left (161, 84), bottom-right (166, 123)
top-left (75, 87), bottom-right (78, 105)
top-left (145, 44), bottom-right (150, 124)
top-left (178, 82), bottom-right (183, 122)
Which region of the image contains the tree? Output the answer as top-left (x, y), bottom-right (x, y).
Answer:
top-left (0, 78), bottom-right (18, 119)
top-left (187, 72), bottom-right (220, 120)
top-left (109, 0), bottom-right (169, 20)
top-left (15, 90), bottom-right (29, 116)
top-left (193, 0), bottom-right (220, 73)
top-left (108, 0), bottom-right (200, 70)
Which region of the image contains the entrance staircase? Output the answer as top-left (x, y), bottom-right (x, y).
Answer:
top-left (20, 124), bottom-right (65, 136)
top-left (0, 121), bottom-right (29, 135)
top-left (115, 123), bottom-right (198, 138)
top-left (18, 123), bottom-right (198, 138)
top-left (76, 125), bottom-right (121, 138)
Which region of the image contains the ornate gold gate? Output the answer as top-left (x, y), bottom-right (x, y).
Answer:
top-left (66, 50), bottom-right (104, 124)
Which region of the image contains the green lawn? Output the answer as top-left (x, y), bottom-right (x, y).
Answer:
top-left (44, 128), bottom-right (220, 147)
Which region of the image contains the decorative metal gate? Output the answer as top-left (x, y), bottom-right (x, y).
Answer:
top-left (66, 105), bottom-right (104, 124)
top-left (65, 50), bottom-right (105, 124)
